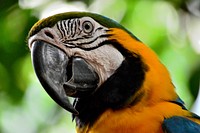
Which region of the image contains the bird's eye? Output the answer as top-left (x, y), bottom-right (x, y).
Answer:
top-left (82, 21), bottom-right (94, 33)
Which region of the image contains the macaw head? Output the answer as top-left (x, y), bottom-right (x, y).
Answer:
top-left (28, 12), bottom-right (176, 116)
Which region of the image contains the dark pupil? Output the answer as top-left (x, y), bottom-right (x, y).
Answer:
top-left (84, 23), bottom-right (90, 30)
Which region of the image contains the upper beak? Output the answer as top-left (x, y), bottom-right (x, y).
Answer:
top-left (30, 40), bottom-right (99, 115)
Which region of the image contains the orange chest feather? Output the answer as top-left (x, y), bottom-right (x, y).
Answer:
top-left (76, 102), bottom-right (191, 133)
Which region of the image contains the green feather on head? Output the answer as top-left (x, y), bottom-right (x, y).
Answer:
top-left (28, 12), bottom-right (139, 40)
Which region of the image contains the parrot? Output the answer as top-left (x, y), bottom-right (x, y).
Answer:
top-left (27, 12), bottom-right (200, 133)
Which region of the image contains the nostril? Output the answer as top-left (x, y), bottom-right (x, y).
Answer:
top-left (44, 31), bottom-right (54, 39)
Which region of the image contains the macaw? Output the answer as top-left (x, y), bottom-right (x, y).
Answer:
top-left (27, 12), bottom-right (200, 133)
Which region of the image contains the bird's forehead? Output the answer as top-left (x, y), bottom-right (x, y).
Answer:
top-left (28, 12), bottom-right (126, 39)
top-left (58, 16), bottom-right (94, 22)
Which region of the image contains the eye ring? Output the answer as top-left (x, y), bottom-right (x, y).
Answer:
top-left (82, 21), bottom-right (94, 33)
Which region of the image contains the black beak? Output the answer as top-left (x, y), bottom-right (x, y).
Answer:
top-left (31, 40), bottom-right (99, 115)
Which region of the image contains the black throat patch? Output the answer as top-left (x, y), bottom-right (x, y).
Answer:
top-left (73, 40), bottom-right (148, 129)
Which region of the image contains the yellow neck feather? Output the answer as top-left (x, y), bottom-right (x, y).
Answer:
top-left (108, 28), bottom-right (177, 104)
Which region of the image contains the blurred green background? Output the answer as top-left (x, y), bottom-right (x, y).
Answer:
top-left (0, 0), bottom-right (200, 133)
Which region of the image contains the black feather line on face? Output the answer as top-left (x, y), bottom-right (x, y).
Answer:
top-left (73, 40), bottom-right (149, 128)
top-left (66, 34), bottom-right (113, 51)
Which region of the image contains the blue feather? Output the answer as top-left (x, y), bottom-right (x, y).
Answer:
top-left (162, 116), bottom-right (200, 133)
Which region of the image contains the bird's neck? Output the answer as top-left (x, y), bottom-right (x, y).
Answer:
top-left (74, 48), bottom-right (147, 130)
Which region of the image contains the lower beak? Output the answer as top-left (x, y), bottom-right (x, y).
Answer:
top-left (31, 40), bottom-right (99, 115)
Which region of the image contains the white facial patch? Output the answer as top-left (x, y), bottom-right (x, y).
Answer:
top-left (63, 44), bottom-right (124, 86)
